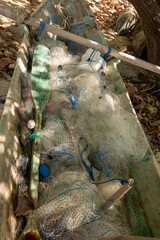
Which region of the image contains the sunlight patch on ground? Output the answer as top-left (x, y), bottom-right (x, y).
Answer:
top-left (0, 15), bottom-right (15, 27)
top-left (0, 0), bottom-right (43, 15)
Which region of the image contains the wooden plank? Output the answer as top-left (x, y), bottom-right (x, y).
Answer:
top-left (0, 26), bottom-right (30, 240)
top-left (129, 150), bottom-right (160, 237)
top-left (119, 92), bottom-right (160, 237)
top-left (103, 63), bottom-right (160, 237)
top-left (107, 179), bottom-right (134, 209)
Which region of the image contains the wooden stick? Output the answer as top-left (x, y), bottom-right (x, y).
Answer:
top-left (106, 46), bottom-right (127, 61)
top-left (1, 4), bottom-right (160, 75)
top-left (107, 179), bottom-right (134, 209)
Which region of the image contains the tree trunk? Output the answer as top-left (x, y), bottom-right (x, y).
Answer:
top-left (129, 0), bottom-right (160, 65)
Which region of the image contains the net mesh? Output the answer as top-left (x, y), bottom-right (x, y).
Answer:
top-left (35, 171), bottom-right (131, 239)
top-left (41, 45), bottom-right (147, 173)
top-left (27, 42), bottom-right (147, 239)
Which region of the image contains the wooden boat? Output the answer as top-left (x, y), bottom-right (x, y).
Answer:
top-left (0, 0), bottom-right (160, 239)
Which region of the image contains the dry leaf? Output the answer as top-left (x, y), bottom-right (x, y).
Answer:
top-left (127, 85), bottom-right (135, 99)
top-left (146, 104), bottom-right (157, 115)
top-left (15, 192), bottom-right (36, 217)
top-left (4, 50), bottom-right (14, 58)
top-left (8, 63), bottom-right (16, 70)
top-left (150, 120), bottom-right (160, 127)
top-left (0, 57), bottom-right (13, 69)
top-left (139, 83), bottom-right (147, 90)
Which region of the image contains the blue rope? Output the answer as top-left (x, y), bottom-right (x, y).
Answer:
top-left (87, 50), bottom-right (96, 62)
top-left (51, 80), bottom-right (92, 122)
top-left (68, 180), bottom-right (110, 221)
top-left (50, 55), bottom-right (104, 119)
top-left (51, 49), bottom-right (106, 93)
top-left (78, 137), bottom-right (95, 181)
top-left (52, 88), bottom-right (71, 97)
top-left (70, 182), bottom-right (111, 239)
top-left (86, 50), bottom-right (106, 70)
top-left (78, 86), bottom-right (86, 97)
top-left (59, 102), bottom-right (71, 117)
top-left (48, 0), bottom-right (55, 25)
top-left (34, 21), bottom-right (46, 40)
top-left (56, 83), bottom-right (79, 117)
top-left (96, 147), bottom-right (111, 176)
top-left (70, 20), bottom-right (91, 30)
top-left (40, 180), bottom-right (110, 239)
top-left (90, 177), bottom-right (131, 186)
top-left (29, 140), bottom-right (75, 168)
top-left (78, 138), bottom-right (130, 186)
top-left (102, 47), bottom-right (112, 60)
top-left (40, 187), bottom-right (95, 239)
top-left (92, 228), bottom-right (112, 239)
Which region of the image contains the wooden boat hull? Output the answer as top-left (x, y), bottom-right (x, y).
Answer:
top-left (0, 0), bottom-right (160, 239)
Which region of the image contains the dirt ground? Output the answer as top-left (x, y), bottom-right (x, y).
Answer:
top-left (0, 0), bottom-right (160, 163)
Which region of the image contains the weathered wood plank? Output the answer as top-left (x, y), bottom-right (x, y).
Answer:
top-left (0, 26), bottom-right (30, 240)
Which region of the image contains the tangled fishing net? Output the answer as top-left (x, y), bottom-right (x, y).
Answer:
top-left (39, 45), bottom-right (147, 174)
top-left (36, 171), bottom-right (104, 237)
top-left (28, 42), bottom-right (147, 239)
top-left (35, 171), bottom-right (130, 239)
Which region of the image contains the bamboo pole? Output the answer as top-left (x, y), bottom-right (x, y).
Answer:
top-left (1, 4), bottom-right (160, 75)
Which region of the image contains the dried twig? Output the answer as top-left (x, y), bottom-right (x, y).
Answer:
top-left (139, 83), bottom-right (156, 92)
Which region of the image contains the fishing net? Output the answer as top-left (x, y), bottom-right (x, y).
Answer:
top-left (36, 172), bottom-right (102, 233)
top-left (34, 171), bottom-right (131, 239)
top-left (28, 43), bottom-right (147, 239)
top-left (44, 46), bottom-right (147, 173)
